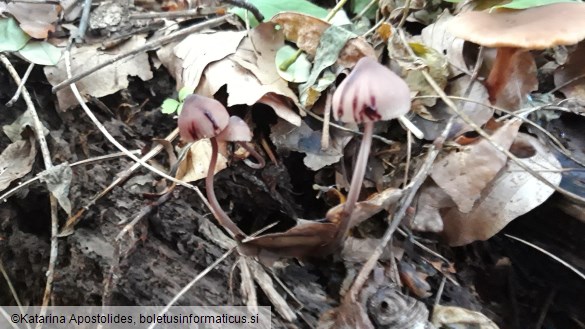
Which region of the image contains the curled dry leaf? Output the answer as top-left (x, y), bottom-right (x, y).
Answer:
top-left (44, 36), bottom-right (153, 110)
top-left (442, 133), bottom-right (562, 246)
top-left (271, 12), bottom-right (375, 68)
top-left (173, 30), bottom-right (247, 91)
top-left (0, 2), bottom-right (60, 38)
top-left (431, 118), bottom-right (522, 213)
top-left (410, 180), bottom-right (455, 233)
top-left (554, 41), bottom-right (585, 105)
top-left (0, 135), bottom-right (36, 192)
top-left (175, 139), bottom-right (227, 183)
top-left (420, 10), bottom-right (467, 77)
top-left (172, 23), bottom-right (301, 126)
top-left (432, 305), bottom-right (499, 329)
top-left (39, 163), bottom-right (74, 216)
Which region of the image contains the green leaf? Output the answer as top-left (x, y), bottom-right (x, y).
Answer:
top-left (0, 17), bottom-right (31, 52)
top-left (493, 0), bottom-right (577, 9)
top-left (178, 86), bottom-right (193, 102)
top-left (275, 45), bottom-right (312, 83)
top-left (230, 0), bottom-right (328, 27)
top-left (161, 99), bottom-right (180, 114)
top-left (18, 41), bottom-right (62, 65)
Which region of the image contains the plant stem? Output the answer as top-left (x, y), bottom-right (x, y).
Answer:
top-left (206, 138), bottom-right (246, 240)
top-left (335, 122), bottom-right (373, 241)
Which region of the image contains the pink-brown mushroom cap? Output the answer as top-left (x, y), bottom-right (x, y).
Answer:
top-left (178, 94), bottom-right (230, 142)
top-left (447, 3), bottom-right (585, 49)
top-left (217, 116), bottom-right (253, 142)
top-left (332, 57), bottom-right (411, 124)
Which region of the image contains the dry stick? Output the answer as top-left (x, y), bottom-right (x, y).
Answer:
top-left (353, 0), bottom-right (379, 21)
top-left (75, 0), bottom-right (93, 43)
top-left (0, 150), bottom-right (141, 204)
top-left (397, 0), bottom-right (412, 28)
top-left (463, 46), bottom-right (485, 98)
top-left (0, 54), bottom-right (59, 329)
top-left (0, 261), bottom-right (33, 329)
top-left (52, 14), bottom-right (233, 93)
top-left (6, 62), bottom-right (34, 107)
top-left (130, 7), bottom-right (222, 20)
top-left (222, 0), bottom-right (264, 22)
top-left (60, 130), bottom-right (179, 235)
top-left (321, 89), bottom-right (333, 150)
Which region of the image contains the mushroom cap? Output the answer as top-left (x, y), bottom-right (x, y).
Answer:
top-left (217, 116), bottom-right (252, 142)
top-left (178, 94), bottom-right (230, 142)
top-left (447, 3), bottom-right (585, 49)
top-left (332, 57), bottom-right (411, 124)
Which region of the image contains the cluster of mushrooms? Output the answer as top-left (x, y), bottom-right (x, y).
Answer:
top-left (178, 56), bottom-right (416, 258)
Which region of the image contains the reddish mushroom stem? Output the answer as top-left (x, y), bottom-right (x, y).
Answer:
top-left (206, 138), bottom-right (246, 240)
top-left (237, 142), bottom-right (266, 169)
top-left (334, 122), bottom-right (374, 241)
top-left (486, 47), bottom-right (521, 103)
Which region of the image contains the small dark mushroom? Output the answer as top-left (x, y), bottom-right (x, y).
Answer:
top-left (328, 56), bottom-right (413, 245)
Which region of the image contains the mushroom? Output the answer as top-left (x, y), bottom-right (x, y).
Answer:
top-left (329, 56), bottom-right (412, 242)
top-left (178, 95), bottom-right (246, 240)
top-left (447, 3), bottom-right (585, 103)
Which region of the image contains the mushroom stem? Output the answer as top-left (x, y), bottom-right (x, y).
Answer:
top-left (486, 47), bottom-right (521, 103)
top-left (237, 142), bottom-right (266, 169)
top-left (336, 122), bottom-right (374, 241)
top-left (398, 115), bottom-right (424, 139)
top-left (206, 138), bottom-right (246, 240)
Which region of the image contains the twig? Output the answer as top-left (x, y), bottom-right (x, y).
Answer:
top-left (505, 234), bottom-right (585, 281)
top-left (321, 89), bottom-right (333, 150)
top-left (0, 150), bottom-right (139, 204)
top-left (6, 63), bottom-right (34, 107)
top-left (403, 130), bottom-right (411, 185)
top-left (0, 261), bottom-right (32, 329)
top-left (546, 73), bottom-right (585, 95)
top-left (130, 7), bottom-right (222, 20)
top-left (353, 0), bottom-right (379, 21)
top-left (463, 46), bottom-right (484, 98)
top-left (397, 0), bottom-right (412, 28)
top-left (0, 54), bottom-right (58, 329)
top-left (3, 0), bottom-right (59, 3)
top-left (52, 14), bottom-right (233, 93)
top-left (535, 288), bottom-right (556, 329)
top-left (75, 0), bottom-right (93, 43)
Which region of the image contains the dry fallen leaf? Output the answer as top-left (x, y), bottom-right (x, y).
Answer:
top-left (420, 10), bottom-right (467, 77)
top-left (554, 41), bottom-right (585, 105)
top-left (0, 2), bottom-right (60, 38)
top-left (175, 139), bottom-right (227, 183)
top-left (271, 12), bottom-right (375, 68)
top-left (39, 163), bottom-right (73, 215)
top-left (44, 35), bottom-right (153, 110)
top-left (432, 305), bottom-right (499, 329)
top-left (0, 135), bottom-right (36, 192)
top-left (410, 180), bottom-right (455, 233)
top-left (441, 133), bottom-right (562, 246)
top-left (431, 118), bottom-right (522, 213)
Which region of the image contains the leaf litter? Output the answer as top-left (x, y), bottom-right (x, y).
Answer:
top-left (2, 0), bottom-right (585, 328)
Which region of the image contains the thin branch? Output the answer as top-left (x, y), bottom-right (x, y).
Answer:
top-left (6, 63), bottom-right (34, 107)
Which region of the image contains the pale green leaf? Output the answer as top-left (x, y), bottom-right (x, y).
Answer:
top-left (0, 17), bottom-right (30, 52)
top-left (275, 45), bottom-right (312, 83)
top-left (178, 86), bottom-right (193, 102)
top-left (18, 41), bottom-right (62, 65)
top-left (161, 99), bottom-right (180, 114)
top-left (230, 0), bottom-right (328, 27)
